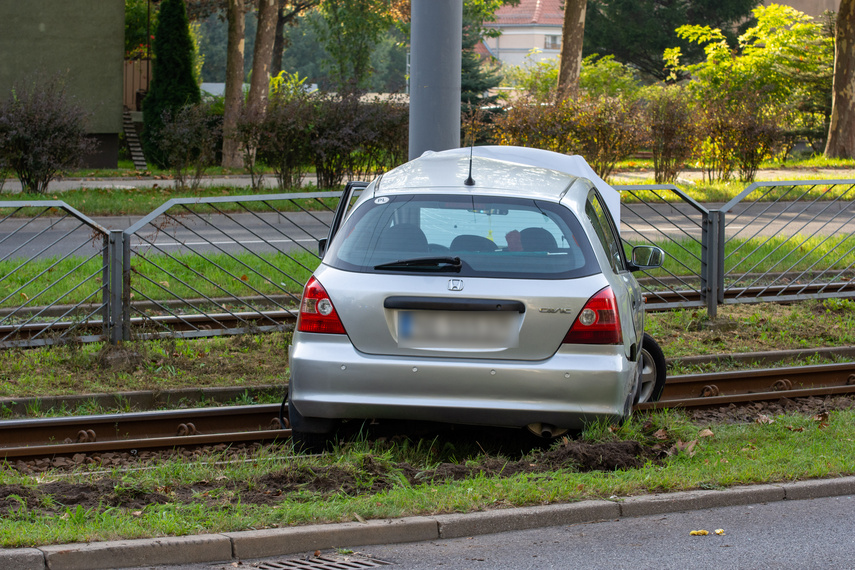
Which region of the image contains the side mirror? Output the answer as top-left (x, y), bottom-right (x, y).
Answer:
top-left (318, 238), bottom-right (328, 257)
top-left (629, 245), bottom-right (664, 271)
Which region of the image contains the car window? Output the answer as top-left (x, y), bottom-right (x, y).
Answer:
top-left (585, 192), bottom-right (625, 273)
top-left (325, 194), bottom-right (600, 279)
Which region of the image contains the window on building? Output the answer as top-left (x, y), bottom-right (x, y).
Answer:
top-left (544, 35), bottom-right (561, 50)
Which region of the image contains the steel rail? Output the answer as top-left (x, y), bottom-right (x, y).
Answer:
top-left (636, 362), bottom-right (855, 411)
top-left (3, 363), bottom-right (855, 460)
top-left (0, 404), bottom-right (284, 460)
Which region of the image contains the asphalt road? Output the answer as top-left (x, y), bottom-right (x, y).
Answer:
top-left (138, 494), bottom-right (855, 570)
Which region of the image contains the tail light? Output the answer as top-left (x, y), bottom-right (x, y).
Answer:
top-left (562, 286), bottom-right (622, 345)
top-left (297, 277), bottom-right (347, 334)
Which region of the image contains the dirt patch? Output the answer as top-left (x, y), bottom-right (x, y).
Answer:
top-left (0, 437), bottom-right (657, 518)
top-left (687, 395), bottom-right (855, 424)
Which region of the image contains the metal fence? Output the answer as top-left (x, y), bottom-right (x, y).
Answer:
top-left (1, 179), bottom-right (853, 347)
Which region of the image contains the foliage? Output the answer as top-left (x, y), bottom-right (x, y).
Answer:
top-left (665, 4), bottom-right (833, 175)
top-left (312, 0), bottom-right (395, 92)
top-left (571, 95), bottom-right (647, 180)
top-left (258, 72), bottom-right (314, 189)
top-left (493, 94), bottom-right (645, 179)
top-left (0, 75), bottom-right (96, 194)
top-left (142, 0), bottom-right (202, 169)
top-left (501, 50), bottom-right (560, 103)
top-left (641, 86), bottom-right (698, 183)
top-left (579, 55), bottom-right (642, 99)
top-left (584, 0), bottom-right (762, 81)
top-left (125, 0), bottom-right (156, 59)
top-left (155, 103), bottom-right (220, 190)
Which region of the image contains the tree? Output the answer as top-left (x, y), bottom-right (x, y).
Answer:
top-left (312, 0), bottom-right (396, 91)
top-left (826, 0), bottom-right (855, 158)
top-left (143, 0), bottom-right (202, 168)
top-left (584, 0), bottom-right (761, 81)
top-left (557, 0), bottom-right (586, 97)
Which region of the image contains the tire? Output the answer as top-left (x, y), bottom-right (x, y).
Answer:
top-left (287, 393), bottom-right (336, 454)
top-left (637, 332), bottom-right (667, 403)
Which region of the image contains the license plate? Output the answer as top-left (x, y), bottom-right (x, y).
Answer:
top-left (397, 310), bottom-right (519, 349)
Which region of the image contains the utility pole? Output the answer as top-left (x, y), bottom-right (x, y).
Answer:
top-left (409, 0), bottom-right (463, 159)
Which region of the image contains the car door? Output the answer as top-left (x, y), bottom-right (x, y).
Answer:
top-left (320, 180), bottom-right (369, 256)
top-left (585, 190), bottom-right (643, 358)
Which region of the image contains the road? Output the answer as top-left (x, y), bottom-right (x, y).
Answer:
top-left (134, 494), bottom-right (855, 570)
top-left (2, 196), bottom-right (854, 260)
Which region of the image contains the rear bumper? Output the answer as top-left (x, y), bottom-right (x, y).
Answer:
top-left (289, 333), bottom-right (635, 430)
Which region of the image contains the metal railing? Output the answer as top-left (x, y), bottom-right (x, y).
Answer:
top-left (1, 179), bottom-right (853, 347)
top-left (0, 202), bottom-right (112, 347)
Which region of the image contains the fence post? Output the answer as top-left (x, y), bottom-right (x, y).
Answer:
top-left (107, 230), bottom-right (124, 345)
top-left (702, 211), bottom-right (722, 318)
top-left (122, 231), bottom-right (131, 342)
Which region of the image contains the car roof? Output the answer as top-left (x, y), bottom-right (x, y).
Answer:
top-left (373, 152), bottom-right (586, 202)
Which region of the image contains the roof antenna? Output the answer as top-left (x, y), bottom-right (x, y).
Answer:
top-left (463, 145), bottom-right (475, 186)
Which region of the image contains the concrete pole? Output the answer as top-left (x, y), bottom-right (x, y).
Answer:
top-left (409, 0), bottom-right (462, 160)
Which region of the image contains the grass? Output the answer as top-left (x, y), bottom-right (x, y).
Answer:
top-left (0, 300), bottom-right (852, 404)
top-left (0, 408), bottom-right (853, 547)
top-left (1, 250), bottom-right (319, 310)
top-left (5, 232), bottom-right (852, 310)
top-left (0, 185), bottom-right (339, 217)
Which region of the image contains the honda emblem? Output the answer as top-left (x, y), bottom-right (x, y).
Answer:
top-left (448, 279), bottom-right (464, 291)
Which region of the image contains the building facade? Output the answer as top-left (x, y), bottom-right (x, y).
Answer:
top-left (0, 1), bottom-right (124, 168)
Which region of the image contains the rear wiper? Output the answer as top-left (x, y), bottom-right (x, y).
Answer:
top-left (374, 256), bottom-right (462, 272)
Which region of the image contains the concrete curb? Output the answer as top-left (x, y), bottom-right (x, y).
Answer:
top-left (3, 476), bottom-right (853, 570)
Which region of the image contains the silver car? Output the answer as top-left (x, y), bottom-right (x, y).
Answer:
top-left (286, 146), bottom-right (665, 451)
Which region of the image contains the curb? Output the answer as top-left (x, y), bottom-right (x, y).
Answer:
top-left (4, 476), bottom-right (854, 570)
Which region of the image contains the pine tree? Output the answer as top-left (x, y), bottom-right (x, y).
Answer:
top-left (142, 0), bottom-right (201, 168)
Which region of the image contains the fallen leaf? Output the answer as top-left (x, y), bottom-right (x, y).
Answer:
top-left (756, 414), bottom-right (775, 425)
top-left (813, 412), bottom-right (829, 422)
top-left (785, 425), bottom-right (805, 432)
top-left (715, 529), bottom-right (725, 535)
top-left (690, 530), bottom-right (709, 536)
top-left (132, 510), bottom-right (142, 517)
top-left (20, 292), bottom-right (28, 301)
top-left (653, 428), bottom-right (669, 440)
top-left (314, 550), bottom-right (321, 557)
top-left (699, 428), bottom-right (714, 438)
top-left (354, 512), bottom-right (366, 523)
top-left (159, 280), bottom-right (170, 288)
top-left (240, 274), bottom-right (249, 281)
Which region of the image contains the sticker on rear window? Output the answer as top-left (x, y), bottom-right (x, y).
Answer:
top-left (374, 197), bottom-right (390, 204)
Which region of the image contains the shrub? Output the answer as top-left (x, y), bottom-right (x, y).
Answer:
top-left (0, 75), bottom-right (96, 194)
top-left (570, 95), bottom-right (646, 180)
top-left (309, 92), bottom-right (359, 189)
top-left (492, 98), bottom-right (576, 154)
top-left (258, 92), bottom-right (314, 190)
top-left (642, 86), bottom-right (698, 183)
top-left (349, 94), bottom-right (408, 180)
top-left (232, 104), bottom-right (266, 190)
top-left (156, 103), bottom-right (219, 190)
top-left (695, 81), bottom-right (783, 182)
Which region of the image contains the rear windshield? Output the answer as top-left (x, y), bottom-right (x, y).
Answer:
top-left (324, 194), bottom-right (600, 279)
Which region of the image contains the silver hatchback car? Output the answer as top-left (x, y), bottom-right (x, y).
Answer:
top-left (286, 146), bottom-right (665, 450)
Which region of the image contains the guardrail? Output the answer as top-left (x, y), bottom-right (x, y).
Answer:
top-left (1, 179), bottom-right (853, 347)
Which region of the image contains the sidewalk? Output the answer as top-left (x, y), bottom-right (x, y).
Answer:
top-left (3, 166), bottom-right (855, 194)
top-left (3, 476), bottom-right (854, 570)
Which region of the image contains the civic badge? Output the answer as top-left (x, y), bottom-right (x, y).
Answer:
top-left (448, 279), bottom-right (464, 291)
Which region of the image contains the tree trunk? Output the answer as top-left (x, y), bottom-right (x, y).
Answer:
top-left (826, 0), bottom-right (855, 158)
top-left (271, 1), bottom-right (286, 77)
top-left (222, 0), bottom-right (247, 168)
top-left (557, 0), bottom-right (586, 100)
top-left (247, 0), bottom-right (279, 117)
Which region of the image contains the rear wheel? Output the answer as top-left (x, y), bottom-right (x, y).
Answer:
top-left (637, 332), bottom-right (667, 403)
top-left (286, 394), bottom-right (337, 454)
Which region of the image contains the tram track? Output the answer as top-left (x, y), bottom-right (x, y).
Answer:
top-left (3, 361), bottom-right (855, 461)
